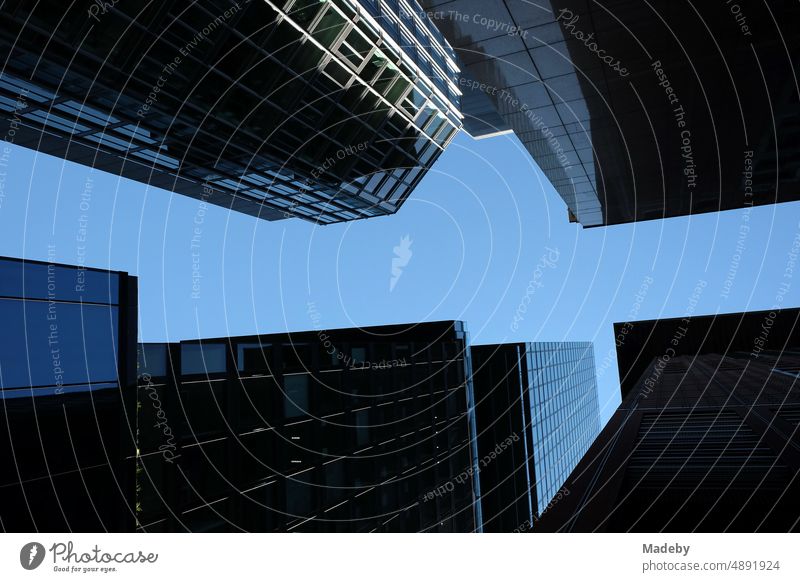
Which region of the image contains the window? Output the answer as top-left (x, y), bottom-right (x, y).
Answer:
top-left (312, 5), bottom-right (347, 48)
top-left (284, 374), bottom-right (310, 418)
top-left (322, 59), bottom-right (352, 87)
top-left (287, 0), bottom-right (326, 29)
top-left (0, 299), bottom-right (119, 391)
top-left (181, 343), bottom-right (227, 375)
top-left (386, 74), bottom-right (411, 105)
top-left (361, 48), bottom-right (389, 83)
top-left (373, 61), bottom-right (400, 98)
top-left (237, 343), bottom-right (273, 374)
top-left (337, 26), bottom-right (372, 68)
top-left (139, 343), bottom-right (168, 377)
top-left (0, 260), bottom-right (119, 303)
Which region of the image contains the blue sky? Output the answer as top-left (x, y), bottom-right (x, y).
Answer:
top-left (1, 132), bottom-right (798, 424)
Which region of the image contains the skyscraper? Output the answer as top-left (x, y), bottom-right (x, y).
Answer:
top-left (421, 0), bottom-right (800, 227)
top-left (470, 341), bottom-right (600, 532)
top-left (136, 321), bottom-right (483, 532)
top-left (535, 309), bottom-right (800, 532)
top-left (0, 256), bottom-right (138, 532)
top-left (0, 0), bottom-right (462, 223)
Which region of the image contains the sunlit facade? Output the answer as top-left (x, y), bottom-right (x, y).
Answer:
top-left (471, 341), bottom-right (600, 531)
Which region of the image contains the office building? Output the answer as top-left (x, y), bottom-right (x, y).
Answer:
top-left (470, 341), bottom-right (600, 532)
top-left (0, 256), bottom-right (138, 532)
top-left (0, 0), bottom-right (462, 224)
top-left (136, 321), bottom-right (483, 532)
top-left (535, 309), bottom-right (800, 532)
top-left (421, 0), bottom-right (800, 227)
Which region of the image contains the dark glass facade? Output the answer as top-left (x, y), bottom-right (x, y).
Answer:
top-left (0, 0), bottom-right (461, 224)
top-left (136, 321), bottom-right (482, 532)
top-left (0, 256), bottom-right (137, 532)
top-left (471, 341), bottom-right (599, 532)
top-left (536, 309), bottom-right (800, 532)
top-left (422, 0), bottom-right (800, 227)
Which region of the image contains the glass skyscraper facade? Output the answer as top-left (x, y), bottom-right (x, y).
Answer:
top-left (470, 341), bottom-right (600, 531)
top-left (136, 321), bottom-right (482, 532)
top-left (527, 341), bottom-right (599, 514)
top-left (0, 256), bottom-right (138, 532)
top-left (0, 0), bottom-right (461, 223)
top-left (536, 310), bottom-right (800, 532)
top-left (422, 0), bottom-right (800, 227)
top-left (0, 253), bottom-right (607, 534)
